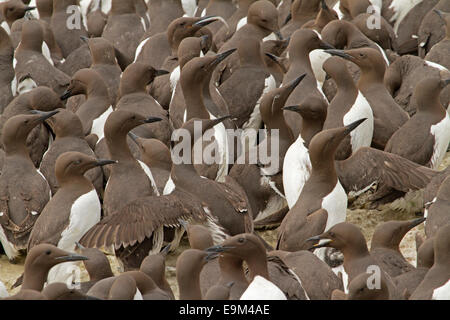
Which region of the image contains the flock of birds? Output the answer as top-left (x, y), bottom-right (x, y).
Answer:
top-left (0, 0), bottom-right (449, 300)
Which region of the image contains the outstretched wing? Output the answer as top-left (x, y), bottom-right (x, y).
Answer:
top-left (337, 147), bottom-right (437, 193)
top-left (80, 190), bottom-right (207, 249)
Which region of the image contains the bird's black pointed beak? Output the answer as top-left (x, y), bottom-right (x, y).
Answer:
top-left (55, 254), bottom-right (89, 262)
top-left (288, 74), bottom-right (307, 90)
top-left (434, 9), bottom-right (445, 20)
top-left (284, 13), bottom-right (292, 26)
top-left (205, 252), bottom-right (220, 262)
top-left (325, 49), bottom-right (352, 60)
top-left (24, 6), bottom-right (36, 12)
top-left (282, 105), bottom-right (301, 113)
top-left (155, 69), bottom-right (170, 77)
top-left (320, 41), bottom-right (336, 50)
top-left (344, 118), bottom-right (367, 134)
top-left (209, 48), bottom-right (237, 68)
top-left (409, 217), bottom-right (426, 229)
top-left (95, 159), bottom-right (118, 167)
top-left (306, 235), bottom-right (333, 251)
top-left (205, 245), bottom-right (234, 253)
top-left (194, 16), bottom-right (220, 27)
top-left (80, 36), bottom-right (89, 43)
top-left (143, 117), bottom-right (163, 124)
top-left (274, 30), bottom-right (283, 41)
top-left (60, 89), bottom-right (73, 101)
top-left (31, 110), bottom-right (60, 122)
top-left (127, 132), bottom-right (141, 147)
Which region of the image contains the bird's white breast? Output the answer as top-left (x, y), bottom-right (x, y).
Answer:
top-left (57, 189), bottom-right (101, 251)
top-left (236, 17), bottom-right (247, 31)
top-left (240, 276), bottom-right (287, 300)
top-left (134, 288), bottom-right (144, 300)
top-left (283, 135), bottom-right (312, 209)
top-left (138, 160), bottom-right (161, 196)
top-left (430, 111), bottom-right (450, 169)
top-left (181, 0), bottom-right (197, 17)
top-left (432, 279), bottom-right (450, 300)
top-left (91, 106), bottom-right (113, 142)
top-left (0, 224), bottom-right (20, 260)
top-left (321, 181), bottom-right (348, 232)
top-left (343, 92), bottom-right (374, 154)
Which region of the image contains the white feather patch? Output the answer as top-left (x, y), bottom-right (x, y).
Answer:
top-left (283, 135), bottom-right (312, 209)
top-left (240, 276), bottom-right (287, 300)
top-left (0, 21), bottom-right (10, 34)
top-left (425, 60), bottom-right (448, 72)
top-left (0, 224), bottom-right (20, 260)
top-left (42, 42), bottom-right (54, 66)
top-left (430, 112), bottom-right (450, 169)
top-left (163, 176), bottom-right (176, 195)
top-left (181, 0), bottom-right (197, 17)
top-left (310, 50), bottom-right (332, 85)
top-left (57, 189), bottom-right (101, 251)
top-left (91, 106), bottom-right (113, 142)
top-left (321, 182), bottom-right (347, 232)
top-left (432, 279), bottom-right (450, 300)
top-left (134, 38), bottom-right (150, 62)
top-left (343, 92), bottom-right (374, 154)
top-left (138, 160), bottom-right (160, 196)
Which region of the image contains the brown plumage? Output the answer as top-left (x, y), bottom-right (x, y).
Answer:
top-left (0, 26), bottom-right (14, 114)
top-left (14, 19), bottom-right (70, 96)
top-left (0, 111), bottom-right (57, 259)
top-left (0, 86), bottom-right (63, 167)
top-left (39, 109), bottom-right (104, 197)
top-left (50, 0), bottom-right (87, 58)
top-left (370, 218), bottom-right (426, 278)
top-left (60, 68), bottom-right (112, 137)
top-left (102, 0), bottom-right (145, 68)
top-left (384, 55), bottom-right (450, 117)
top-left (116, 62), bottom-right (171, 146)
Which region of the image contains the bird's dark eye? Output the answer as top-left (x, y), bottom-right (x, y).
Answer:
top-left (329, 232), bottom-right (335, 237)
top-left (359, 53), bottom-right (365, 58)
top-left (24, 120), bottom-right (29, 124)
top-left (238, 238), bottom-right (245, 243)
top-left (45, 250), bottom-right (51, 255)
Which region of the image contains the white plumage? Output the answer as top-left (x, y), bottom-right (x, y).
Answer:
top-left (240, 276), bottom-right (287, 300)
top-left (138, 160), bottom-right (161, 196)
top-left (91, 106), bottom-right (114, 142)
top-left (432, 279), bottom-right (450, 300)
top-left (430, 112), bottom-right (450, 170)
top-left (283, 135), bottom-right (312, 209)
top-left (343, 92), bottom-right (374, 154)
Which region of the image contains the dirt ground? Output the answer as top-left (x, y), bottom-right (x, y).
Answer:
top-left (2, 152), bottom-right (448, 299)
